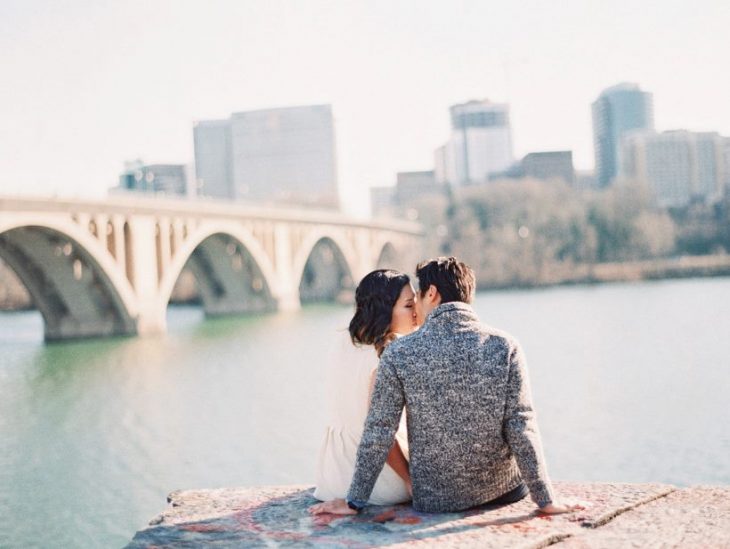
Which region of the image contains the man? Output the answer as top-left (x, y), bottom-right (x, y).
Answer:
top-left (311, 257), bottom-right (581, 515)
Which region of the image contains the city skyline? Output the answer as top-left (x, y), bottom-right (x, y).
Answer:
top-left (1, 0), bottom-right (729, 216)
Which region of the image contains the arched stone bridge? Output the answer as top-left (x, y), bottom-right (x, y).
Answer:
top-left (0, 196), bottom-right (422, 341)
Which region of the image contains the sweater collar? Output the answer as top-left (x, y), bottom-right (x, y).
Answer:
top-left (425, 301), bottom-right (477, 324)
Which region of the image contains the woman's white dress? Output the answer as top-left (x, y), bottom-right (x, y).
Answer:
top-left (313, 332), bottom-right (410, 505)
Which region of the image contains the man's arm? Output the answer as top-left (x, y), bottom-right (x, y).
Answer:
top-left (502, 341), bottom-right (556, 508)
top-left (367, 368), bottom-right (412, 494)
top-left (346, 353), bottom-right (406, 507)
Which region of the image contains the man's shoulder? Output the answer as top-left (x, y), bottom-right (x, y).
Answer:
top-left (476, 323), bottom-right (520, 352)
top-left (433, 303), bottom-right (516, 345)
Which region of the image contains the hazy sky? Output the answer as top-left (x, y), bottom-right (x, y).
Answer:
top-left (1, 0), bottom-right (729, 215)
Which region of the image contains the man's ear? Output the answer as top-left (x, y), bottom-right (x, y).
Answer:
top-left (428, 284), bottom-right (439, 302)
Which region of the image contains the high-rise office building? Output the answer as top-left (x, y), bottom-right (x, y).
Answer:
top-left (592, 83), bottom-right (654, 187)
top-left (435, 99), bottom-right (513, 185)
top-left (193, 105), bottom-right (339, 209)
top-left (620, 130), bottom-right (729, 208)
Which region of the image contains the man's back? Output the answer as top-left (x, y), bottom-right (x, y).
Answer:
top-left (347, 301), bottom-right (555, 512)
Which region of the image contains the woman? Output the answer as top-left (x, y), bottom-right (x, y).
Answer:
top-left (312, 269), bottom-right (419, 505)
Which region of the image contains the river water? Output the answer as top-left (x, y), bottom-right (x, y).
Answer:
top-left (1, 277), bottom-right (729, 547)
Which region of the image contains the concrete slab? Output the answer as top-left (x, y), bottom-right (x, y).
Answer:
top-left (126, 482), bottom-right (676, 548)
top-left (557, 486), bottom-right (730, 548)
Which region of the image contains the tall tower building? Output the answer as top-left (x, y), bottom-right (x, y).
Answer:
top-left (435, 99), bottom-right (513, 185)
top-left (592, 83), bottom-right (654, 187)
top-left (193, 105), bottom-right (339, 209)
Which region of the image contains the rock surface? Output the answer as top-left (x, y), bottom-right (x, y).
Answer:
top-left (126, 482), bottom-right (730, 548)
top-left (559, 486), bottom-right (730, 548)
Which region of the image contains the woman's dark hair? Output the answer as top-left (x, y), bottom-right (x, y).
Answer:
top-left (348, 269), bottom-right (410, 356)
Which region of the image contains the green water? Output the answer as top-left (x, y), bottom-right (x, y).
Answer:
top-left (1, 279), bottom-right (729, 547)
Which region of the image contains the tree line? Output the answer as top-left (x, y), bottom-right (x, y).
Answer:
top-left (406, 179), bottom-right (730, 288)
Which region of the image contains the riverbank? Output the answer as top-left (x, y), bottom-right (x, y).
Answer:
top-left (477, 254), bottom-right (730, 290)
top-left (126, 482), bottom-right (730, 547)
top-left (3, 254), bottom-right (730, 311)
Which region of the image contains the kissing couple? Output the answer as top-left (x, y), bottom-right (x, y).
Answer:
top-left (310, 256), bottom-right (585, 516)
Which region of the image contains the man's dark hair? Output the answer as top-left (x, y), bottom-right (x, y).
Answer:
top-left (415, 256), bottom-right (475, 304)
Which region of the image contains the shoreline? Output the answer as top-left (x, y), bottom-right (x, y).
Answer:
top-left (476, 254), bottom-right (730, 291)
top-left (2, 254), bottom-right (730, 312)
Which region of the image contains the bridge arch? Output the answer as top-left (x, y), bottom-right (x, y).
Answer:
top-left (0, 220), bottom-right (137, 340)
top-left (295, 233), bottom-right (357, 303)
top-left (373, 236), bottom-right (418, 274)
top-left (292, 228), bottom-right (361, 288)
top-left (158, 222), bottom-right (278, 315)
top-left (375, 242), bottom-right (399, 270)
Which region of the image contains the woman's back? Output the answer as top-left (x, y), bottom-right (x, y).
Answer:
top-left (322, 332), bottom-right (379, 431)
top-left (313, 331), bottom-right (409, 505)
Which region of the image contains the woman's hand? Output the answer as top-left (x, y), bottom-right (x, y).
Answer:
top-left (538, 500), bottom-right (588, 514)
top-left (308, 498), bottom-right (358, 515)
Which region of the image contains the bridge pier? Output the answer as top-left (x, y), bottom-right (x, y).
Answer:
top-left (135, 304), bottom-right (167, 337)
top-left (271, 223), bottom-right (301, 312)
top-left (271, 288), bottom-right (301, 312)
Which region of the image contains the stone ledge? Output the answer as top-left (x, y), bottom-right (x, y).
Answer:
top-left (558, 486), bottom-right (730, 548)
top-left (126, 482), bottom-right (729, 548)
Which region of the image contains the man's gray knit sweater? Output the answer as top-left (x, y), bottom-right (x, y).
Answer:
top-left (346, 301), bottom-right (555, 512)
